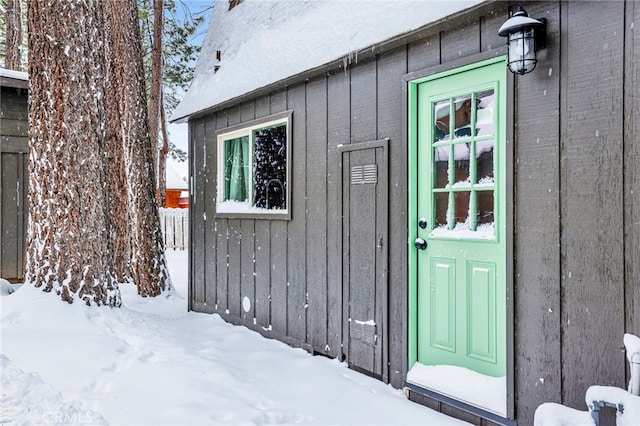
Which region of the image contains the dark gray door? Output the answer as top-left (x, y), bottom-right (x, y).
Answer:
top-left (1, 151), bottom-right (28, 282)
top-left (339, 139), bottom-right (388, 381)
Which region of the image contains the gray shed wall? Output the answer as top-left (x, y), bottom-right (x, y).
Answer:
top-left (1, 82), bottom-right (29, 282)
top-left (188, 1), bottom-right (640, 424)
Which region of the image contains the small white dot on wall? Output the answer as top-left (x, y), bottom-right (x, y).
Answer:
top-left (242, 296), bottom-right (251, 313)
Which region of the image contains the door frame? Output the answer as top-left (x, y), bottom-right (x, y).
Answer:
top-left (404, 52), bottom-right (515, 420)
top-left (338, 138), bottom-right (390, 382)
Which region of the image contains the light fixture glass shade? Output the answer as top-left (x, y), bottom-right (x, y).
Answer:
top-left (507, 28), bottom-right (537, 74)
top-left (498, 7), bottom-right (546, 75)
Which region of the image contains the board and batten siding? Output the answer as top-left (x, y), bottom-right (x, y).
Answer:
top-left (189, 57), bottom-right (409, 371)
top-left (188, 1), bottom-right (639, 424)
top-left (0, 81), bottom-right (29, 282)
top-left (514, 1), bottom-right (640, 424)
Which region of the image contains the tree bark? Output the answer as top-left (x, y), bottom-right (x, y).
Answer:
top-left (4, 0), bottom-right (22, 70)
top-left (157, 92), bottom-right (169, 206)
top-left (103, 0), bottom-right (133, 284)
top-left (104, 0), bottom-right (172, 297)
top-left (149, 0), bottom-right (163, 204)
top-left (26, 0), bottom-right (120, 306)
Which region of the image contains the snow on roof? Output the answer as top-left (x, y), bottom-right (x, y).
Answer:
top-left (0, 68), bottom-right (28, 81)
top-left (166, 164), bottom-right (188, 190)
top-left (171, 0), bottom-right (484, 121)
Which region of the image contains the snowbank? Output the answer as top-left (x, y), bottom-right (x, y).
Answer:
top-left (0, 355), bottom-right (107, 426)
top-left (407, 363), bottom-right (506, 416)
top-left (1, 250), bottom-right (469, 425)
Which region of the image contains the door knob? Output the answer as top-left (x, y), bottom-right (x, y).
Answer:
top-left (418, 218), bottom-right (428, 229)
top-left (414, 238), bottom-right (427, 250)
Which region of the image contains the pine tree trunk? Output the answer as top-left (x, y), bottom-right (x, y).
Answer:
top-left (26, 0), bottom-right (120, 307)
top-left (104, 0), bottom-right (133, 284)
top-left (104, 0), bottom-right (172, 297)
top-left (149, 0), bottom-right (163, 204)
top-left (157, 93), bottom-right (169, 207)
top-left (5, 0), bottom-right (22, 70)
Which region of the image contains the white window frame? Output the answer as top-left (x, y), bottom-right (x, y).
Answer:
top-left (215, 110), bottom-right (292, 219)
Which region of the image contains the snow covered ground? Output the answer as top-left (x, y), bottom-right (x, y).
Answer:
top-left (1, 250), bottom-right (469, 426)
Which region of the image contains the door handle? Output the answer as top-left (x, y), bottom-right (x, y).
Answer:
top-left (414, 238), bottom-right (427, 250)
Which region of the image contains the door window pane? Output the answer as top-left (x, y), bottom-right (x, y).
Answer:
top-left (476, 190), bottom-right (494, 225)
top-left (475, 89), bottom-right (494, 137)
top-left (453, 151), bottom-right (470, 185)
top-left (476, 147), bottom-right (494, 185)
top-left (454, 191), bottom-right (471, 226)
top-left (429, 86), bottom-right (496, 237)
top-left (434, 147), bottom-right (449, 188)
top-left (434, 99), bottom-right (450, 142)
top-left (474, 89), bottom-right (495, 185)
top-left (435, 192), bottom-right (449, 228)
top-left (453, 95), bottom-right (473, 140)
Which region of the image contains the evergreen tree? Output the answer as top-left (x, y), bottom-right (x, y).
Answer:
top-left (148, 0), bottom-right (163, 204)
top-left (104, 0), bottom-right (172, 297)
top-left (104, 0), bottom-right (133, 285)
top-left (26, 0), bottom-right (120, 307)
top-left (1, 0), bottom-right (27, 71)
top-left (139, 0), bottom-right (204, 202)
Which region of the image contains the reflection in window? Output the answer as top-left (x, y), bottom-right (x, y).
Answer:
top-left (253, 126), bottom-right (287, 210)
top-left (224, 136), bottom-right (249, 202)
top-left (476, 190), bottom-right (494, 225)
top-left (216, 112), bottom-right (291, 216)
top-left (431, 89), bottom-right (496, 235)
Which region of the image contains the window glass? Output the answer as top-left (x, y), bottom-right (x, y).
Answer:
top-left (253, 125), bottom-right (287, 210)
top-left (224, 136), bottom-right (249, 202)
top-left (216, 112), bottom-right (291, 217)
top-left (475, 89), bottom-right (495, 185)
top-left (430, 88), bottom-right (496, 235)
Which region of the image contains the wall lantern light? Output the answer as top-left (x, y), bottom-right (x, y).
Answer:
top-left (498, 7), bottom-right (547, 75)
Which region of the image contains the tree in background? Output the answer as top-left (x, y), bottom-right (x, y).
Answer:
top-left (104, 0), bottom-right (133, 285)
top-left (140, 0), bottom-right (204, 205)
top-left (148, 0), bottom-right (164, 205)
top-left (3, 0), bottom-right (22, 70)
top-left (104, 0), bottom-right (171, 297)
top-left (2, 0), bottom-right (202, 200)
top-left (26, 0), bottom-right (120, 306)
top-left (8, 0), bottom-right (201, 301)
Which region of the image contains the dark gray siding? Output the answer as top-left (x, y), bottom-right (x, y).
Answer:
top-left (560, 0), bottom-right (626, 409)
top-left (513, 1), bottom-right (639, 424)
top-left (188, 1), bottom-right (639, 425)
top-left (513, 2), bottom-right (563, 422)
top-left (625, 0), bottom-right (640, 347)
top-left (1, 84), bottom-right (29, 282)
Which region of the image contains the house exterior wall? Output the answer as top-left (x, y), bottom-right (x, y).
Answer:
top-left (188, 1), bottom-right (639, 424)
top-left (0, 81), bottom-right (29, 282)
top-left (514, 1), bottom-right (640, 423)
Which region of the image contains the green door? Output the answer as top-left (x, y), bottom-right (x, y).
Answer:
top-left (409, 58), bottom-right (507, 380)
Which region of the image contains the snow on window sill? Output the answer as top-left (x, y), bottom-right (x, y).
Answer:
top-left (429, 222), bottom-right (495, 240)
top-left (215, 200), bottom-right (289, 219)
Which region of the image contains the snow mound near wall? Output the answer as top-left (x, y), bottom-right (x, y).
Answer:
top-left (0, 355), bottom-right (107, 426)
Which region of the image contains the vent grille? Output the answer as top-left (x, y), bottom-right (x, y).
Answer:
top-left (351, 164), bottom-right (377, 185)
top-left (350, 320), bottom-right (377, 346)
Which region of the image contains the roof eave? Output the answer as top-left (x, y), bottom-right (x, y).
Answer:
top-left (171, 0), bottom-right (499, 123)
top-left (0, 75), bottom-right (28, 90)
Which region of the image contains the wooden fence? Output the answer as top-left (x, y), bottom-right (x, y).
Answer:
top-left (158, 208), bottom-right (189, 250)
